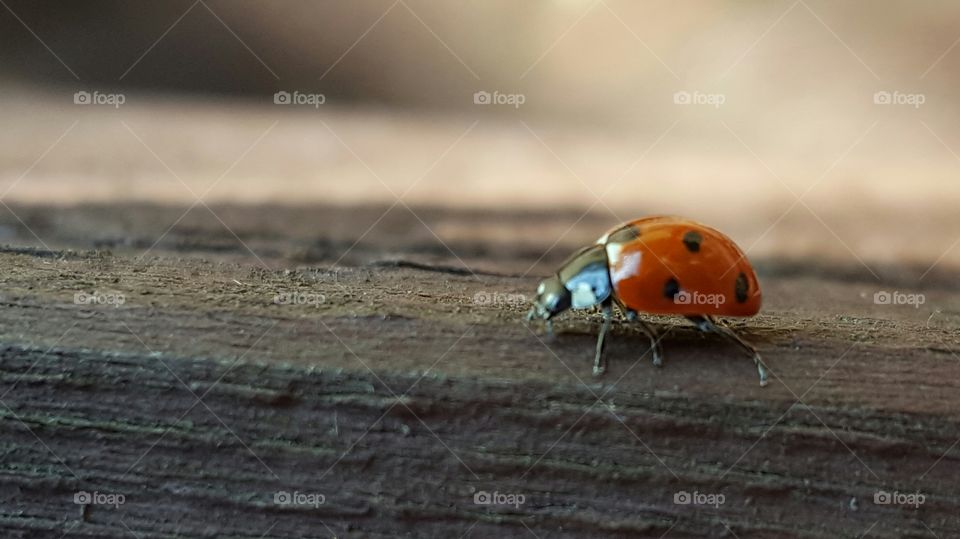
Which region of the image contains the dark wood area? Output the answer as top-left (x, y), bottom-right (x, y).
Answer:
top-left (0, 204), bottom-right (957, 538)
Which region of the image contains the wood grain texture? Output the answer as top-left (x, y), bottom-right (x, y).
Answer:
top-left (0, 205), bottom-right (958, 538)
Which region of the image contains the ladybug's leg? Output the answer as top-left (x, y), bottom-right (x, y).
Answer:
top-left (593, 301), bottom-right (614, 376)
top-left (637, 321), bottom-right (664, 367)
top-left (621, 307), bottom-right (664, 367)
top-left (610, 302), bottom-right (666, 371)
top-left (691, 315), bottom-right (769, 387)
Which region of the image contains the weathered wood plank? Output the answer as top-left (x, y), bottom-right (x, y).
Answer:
top-left (0, 234), bottom-right (958, 537)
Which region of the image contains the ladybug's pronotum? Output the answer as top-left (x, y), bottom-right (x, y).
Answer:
top-left (527, 216), bottom-right (770, 386)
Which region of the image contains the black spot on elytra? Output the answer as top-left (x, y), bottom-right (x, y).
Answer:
top-left (607, 224), bottom-right (641, 244)
top-left (682, 230), bottom-right (702, 253)
top-left (735, 272), bottom-right (749, 303)
top-left (664, 278), bottom-right (680, 301)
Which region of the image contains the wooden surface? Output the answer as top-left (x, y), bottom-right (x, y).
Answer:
top-left (1, 204), bottom-right (958, 538)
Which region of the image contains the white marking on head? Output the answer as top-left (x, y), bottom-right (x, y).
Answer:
top-left (605, 242), bottom-right (622, 263)
top-left (611, 251), bottom-right (642, 283)
top-left (537, 282), bottom-right (545, 295)
top-left (570, 282), bottom-right (599, 309)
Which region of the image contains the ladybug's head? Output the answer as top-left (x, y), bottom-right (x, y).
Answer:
top-left (527, 244), bottom-right (612, 325)
top-left (527, 275), bottom-right (572, 322)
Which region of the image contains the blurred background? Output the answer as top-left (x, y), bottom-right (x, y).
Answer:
top-left (1, 0), bottom-right (959, 272)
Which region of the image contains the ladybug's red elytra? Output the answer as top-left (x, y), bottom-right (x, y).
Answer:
top-left (527, 216), bottom-right (769, 386)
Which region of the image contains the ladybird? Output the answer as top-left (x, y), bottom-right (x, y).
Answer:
top-left (527, 216), bottom-right (769, 386)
